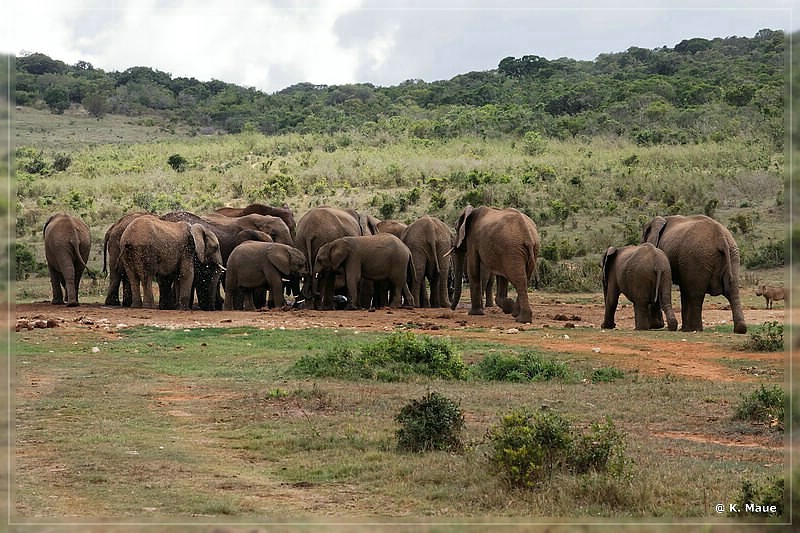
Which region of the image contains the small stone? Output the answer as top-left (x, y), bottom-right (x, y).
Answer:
top-left (91, 347), bottom-right (100, 353)
top-left (592, 347), bottom-right (601, 353)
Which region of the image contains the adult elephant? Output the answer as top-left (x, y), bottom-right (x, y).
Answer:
top-left (641, 215), bottom-right (747, 333)
top-left (213, 203), bottom-right (296, 235)
top-left (43, 212), bottom-right (91, 307)
top-left (601, 243), bottom-right (678, 331)
top-left (294, 206), bottom-right (379, 309)
top-left (103, 212), bottom-right (147, 306)
top-left (203, 213), bottom-right (293, 246)
top-left (314, 233), bottom-right (415, 309)
top-left (376, 219), bottom-right (407, 238)
top-left (400, 215), bottom-right (452, 308)
top-left (160, 211), bottom-right (275, 310)
top-left (450, 205), bottom-right (540, 323)
top-left (120, 215), bottom-right (223, 310)
top-left (224, 242), bottom-right (308, 311)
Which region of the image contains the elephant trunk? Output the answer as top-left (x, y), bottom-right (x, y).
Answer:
top-left (450, 248), bottom-right (465, 311)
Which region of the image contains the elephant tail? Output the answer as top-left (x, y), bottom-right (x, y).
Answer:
top-left (72, 232), bottom-right (88, 269)
top-left (720, 244), bottom-right (735, 295)
top-left (653, 269), bottom-right (662, 304)
top-left (102, 229), bottom-right (109, 275)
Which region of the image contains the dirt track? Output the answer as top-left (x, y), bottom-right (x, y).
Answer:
top-left (15, 295), bottom-right (788, 383)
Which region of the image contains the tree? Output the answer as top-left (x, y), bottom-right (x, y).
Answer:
top-left (82, 92), bottom-right (109, 118)
top-left (43, 86), bottom-right (69, 114)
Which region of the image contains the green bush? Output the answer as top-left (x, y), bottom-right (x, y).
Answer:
top-left (591, 367), bottom-right (625, 383)
top-left (487, 409), bottom-right (629, 490)
top-left (291, 332), bottom-right (467, 382)
top-left (743, 321), bottom-right (784, 352)
top-left (745, 239), bottom-right (785, 269)
top-left (15, 242), bottom-right (46, 280)
top-left (52, 152), bottom-right (72, 172)
top-left (522, 130), bottom-right (547, 156)
top-left (728, 476), bottom-right (784, 517)
top-left (474, 351), bottom-right (570, 382)
top-left (167, 153), bottom-right (188, 172)
top-left (734, 384), bottom-right (785, 429)
top-left (395, 391), bottom-right (465, 452)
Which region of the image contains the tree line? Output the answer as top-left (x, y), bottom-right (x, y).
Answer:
top-left (15, 29), bottom-right (785, 147)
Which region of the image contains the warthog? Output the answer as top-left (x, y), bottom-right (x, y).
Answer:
top-left (755, 284), bottom-right (787, 309)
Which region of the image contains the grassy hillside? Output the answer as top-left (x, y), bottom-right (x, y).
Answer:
top-left (14, 104), bottom-right (786, 293)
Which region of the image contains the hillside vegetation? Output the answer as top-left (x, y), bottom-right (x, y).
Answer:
top-left (13, 30), bottom-right (788, 288)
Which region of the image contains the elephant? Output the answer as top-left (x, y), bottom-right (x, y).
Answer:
top-left (213, 203), bottom-right (296, 235)
top-left (203, 213), bottom-right (294, 247)
top-left (160, 211), bottom-right (274, 310)
top-left (120, 215), bottom-right (223, 310)
top-left (103, 212), bottom-right (147, 306)
top-left (450, 205), bottom-right (540, 323)
top-left (601, 243), bottom-right (678, 331)
top-left (43, 212), bottom-right (91, 307)
top-left (642, 214), bottom-right (747, 334)
top-left (294, 206), bottom-right (379, 309)
top-left (376, 219), bottom-right (408, 238)
top-left (314, 233), bottom-right (415, 310)
top-left (755, 284), bottom-right (787, 309)
top-left (224, 242), bottom-right (308, 310)
top-left (400, 215), bottom-right (453, 308)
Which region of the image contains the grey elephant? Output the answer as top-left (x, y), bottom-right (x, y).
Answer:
top-left (314, 233), bottom-right (415, 310)
top-left (601, 243), bottom-right (678, 331)
top-left (377, 219), bottom-right (408, 238)
top-left (103, 212), bottom-right (147, 306)
top-left (450, 205), bottom-right (540, 323)
top-left (224, 242), bottom-right (308, 310)
top-left (294, 206), bottom-right (379, 309)
top-left (642, 215), bottom-right (746, 333)
top-left (43, 212), bottom-right (91, 307)
top-left (120, 215), bottom-right (223, 310)
top-left (213, 203), bottom-right (296, 235)
top-left (204, 213), bottom-right (294, 247)
top-left (400, 215), bottom-right (453, 308)
top-left (160, 211), bottom-right (275, 310)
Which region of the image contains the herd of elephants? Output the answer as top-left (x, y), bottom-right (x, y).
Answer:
top-left (41, 203), bottom-right (755, 334)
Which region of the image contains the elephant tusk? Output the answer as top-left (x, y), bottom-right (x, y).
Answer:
top-left (217, 265), bottom-right (227, 273)
top-left (443, 247), bottom-right (454, 257)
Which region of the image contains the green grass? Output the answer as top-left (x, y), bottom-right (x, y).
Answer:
top-left (14, 324), bottom-right (784, 519)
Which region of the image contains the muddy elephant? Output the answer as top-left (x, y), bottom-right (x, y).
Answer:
top-left (43, 212), bottom-right (91, 307)
top-left (450, 205), bottom-right (540, 323)
top-left (224, 242), bottom-right (308, 310)
top-left (103, 212), bottom-right (147, 306)
top-left (601, 243), bottom-right (678, 331)
top-left (314, 233), bottom-right (415, 310)
top-left (213, 203), bottom-right (296, 235)
top-left (642, 215), bottom-right (746, 334)
top-left (160, 211), bottom-right (274, 310)
top-left (295, 206), bottom-right (379, 309)
top-left (120, 215), bottom-right (223, 310)
top-left (400, 215), bottom-right (453, 308)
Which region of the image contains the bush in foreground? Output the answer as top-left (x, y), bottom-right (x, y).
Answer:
top-left (734, 384), bottom-right (785, 430)
top-left (743, 321), bottom-right (784, 352)
top-left (395, 391), bottom-right (465, 453)
top-left (473, 351), bottom-right (571, 382)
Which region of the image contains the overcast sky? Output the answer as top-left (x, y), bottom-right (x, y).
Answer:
top-left (2, 1), bottom-right (797, 93)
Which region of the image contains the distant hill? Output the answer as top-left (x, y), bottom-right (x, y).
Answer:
top-left (15, 29), bottom-right (785, 147)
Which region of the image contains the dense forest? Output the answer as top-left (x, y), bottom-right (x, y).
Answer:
top-left (14, 29), bottom-right (785, 147)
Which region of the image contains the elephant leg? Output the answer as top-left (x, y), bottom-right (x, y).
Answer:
top-left (345, 264), bottom-right (361, 310)
top-left (483, 270), bottom-right (494, 308)
top-left (121, 274), bottom-right (133, 307)
top-left (157, 278), bottom-right (173, 310)
top-left (633, 303), bottom-right (652, 330)
top-left (105, 269), bottom-right (122, 306)
top-left (48, 265), bottom-right (64, 305)
top-left (269, 272), bottom-right (286, 309)
top-left (509, 274), bottom-right (532, 323)
top-left (141, 273), bottom-right (156, 309)
top-left (680, 291), bottom-right (704, 332)
top-left (60, 262), bottom-right (79, 306)
top-left (647, 303), bottom-right (665, 330)
top-left (243, 290), bottom-right (256, 311)
top-left (467, 260), bottom-right (485, 316)
top-left (495, 276), bottom-right (513, 314)
top-left (601, 286), bottom-right (620, 330)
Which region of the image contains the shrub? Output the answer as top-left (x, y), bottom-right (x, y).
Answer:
top-left (395, 391), bottom-right (465, 452)
top-left (729, 476), bottom-right (784, 517)
top-left (15, 242), bottom-right (46, 280)
top-left (536, 258), bottom-right (601, 292)
top-left (487, 409), bottom-right (629, 490)
top-left (52, 152), bottom-right (72, 172)
top-left (522, 130), bottom-right (547, 156)
top-left (167, 153), bottom-right (188, 172)
top-left (743, 321), bottom-right (784, 352)
top-left (734, 384), bottom-right (785, 429)
top-left (591, 367), bottom-right (625, 383)
top-left (745, 239), bottom-right (785, 269)
top-left (291, 332), bottom-right (468, 382)
top-left (474, 351), bottom-right (570, 382)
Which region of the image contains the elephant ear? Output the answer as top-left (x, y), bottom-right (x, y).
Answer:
top-left (642, 216), bottom-right (667, 246)
top-left (601, 246), bottom-right (617, 291)
top-left (329, 240), bottom-right (350, 270)
top-left (269, 246), bottom-right (292, 277)
top-left (357, 212), bottom-right (379, 235)
top-left (454, 205), bottom-right (475, 250)
top-left (42, 213), bottom-right (57, 237)
top-left (190, 224), bottom-right (208, 264)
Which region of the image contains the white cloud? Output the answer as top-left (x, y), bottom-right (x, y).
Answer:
top-left (366, 23), bottom-right (398, 70)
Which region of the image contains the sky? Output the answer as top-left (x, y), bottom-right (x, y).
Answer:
top-left (1, 0), bottom-right (798, 93)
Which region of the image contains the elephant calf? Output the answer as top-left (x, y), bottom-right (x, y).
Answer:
top-left (44, 212), bottom-right (91, 307)
top-left (601, 243), bottom-right (678, 331)
top-left (755, 285), bottom-right (787, 309)
top-left (224, 242), bottom-right (308, 310)
top-left (314, 233), bottom-right (415, 309)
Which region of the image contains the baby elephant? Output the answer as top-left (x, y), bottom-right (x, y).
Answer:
top-left (601, 243), bottom-right (678, 331)
top-left (755, 285), bottom-right (787, 309)
top-left (224, 242), bottom-right (308, 310)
